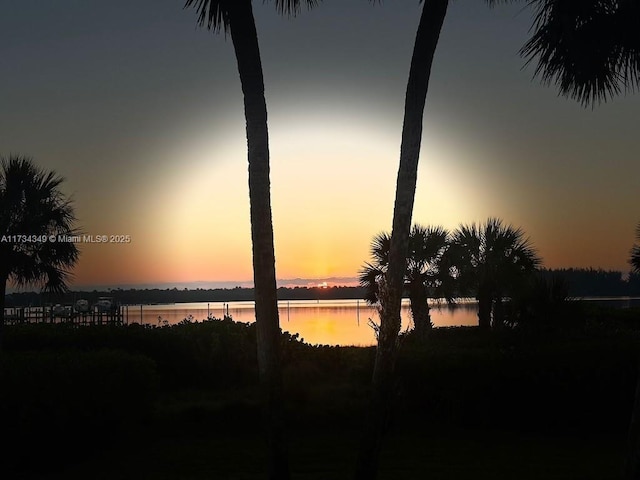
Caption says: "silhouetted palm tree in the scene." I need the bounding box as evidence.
[520,0,640,105]
[355,2,449,477]
[359,225,451,336]
[446,218,541,330]
[0,155,79,349]
[183,2,317,478]
[506,270,573,329]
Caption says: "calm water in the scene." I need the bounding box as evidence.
[118,296,640,346]
[122,299,479,346]
[7,297,640,346]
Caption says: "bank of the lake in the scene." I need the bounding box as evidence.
[6,297,640,346]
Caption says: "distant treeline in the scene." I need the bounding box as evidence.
[5,268,640,307]
[538,268,640,297]
[4,285,368,307]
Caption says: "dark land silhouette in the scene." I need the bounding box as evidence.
[5,285,367,307]
[2,309,638,479]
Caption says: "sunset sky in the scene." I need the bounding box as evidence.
[2,1,639,289]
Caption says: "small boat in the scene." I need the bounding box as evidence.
[52,304,73,317]
[94,297,115,312]
[74,299,90,313]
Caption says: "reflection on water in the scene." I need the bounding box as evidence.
[123,299,479,346]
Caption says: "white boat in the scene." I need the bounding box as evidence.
[94,297,114,312]
[74,299,90,313]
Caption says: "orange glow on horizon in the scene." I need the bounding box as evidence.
[59,106,639,288]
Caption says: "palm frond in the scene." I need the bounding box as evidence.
[447,217,541,298]
[0,154,80,292]
[520,0,640,106]
[630,221,640,274]
[274,0,320,16]
[184,0,231,32]
[185,0,320,32]
[370,231,391,267]
[359,262,384,305]
[631,245,640,274]
[408,224,449,279]
[361,224,454,308]
[485,0,520,6]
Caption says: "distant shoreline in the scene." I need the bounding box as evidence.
[6,267,640,307]
[4,286,368,307]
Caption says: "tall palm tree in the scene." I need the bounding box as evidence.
[0,155,79,349]
[359,225,451,337]
[446,218,541,330]
[183,2,317,478]
[355,1,449,478]
[520,0,640,106]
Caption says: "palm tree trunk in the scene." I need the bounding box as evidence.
[477,290,492,331]
[228,3,289,479]
[492,296,504,330]
[409,278,431,338]
[354,1,449,478]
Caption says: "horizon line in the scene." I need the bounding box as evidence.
[7,277,362,294]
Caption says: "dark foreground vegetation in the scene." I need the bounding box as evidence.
[3,303,640,479]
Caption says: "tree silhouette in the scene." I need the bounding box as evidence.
[183,2,317,478]
[0,155,79,349]
[446,218,541,330]
[520,0,640,106]
[355,1,449,478]
[359,225,451,337]
[506,270,572,329]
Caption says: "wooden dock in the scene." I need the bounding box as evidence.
[3,305,127,326]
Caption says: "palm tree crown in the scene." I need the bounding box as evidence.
[0,155,79,351]
[359,224,451,334]
[184,0,318,32]
[360,225,450,300]
[521,0,640,105]
[446,218,541,329]
[0,155,79,292]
